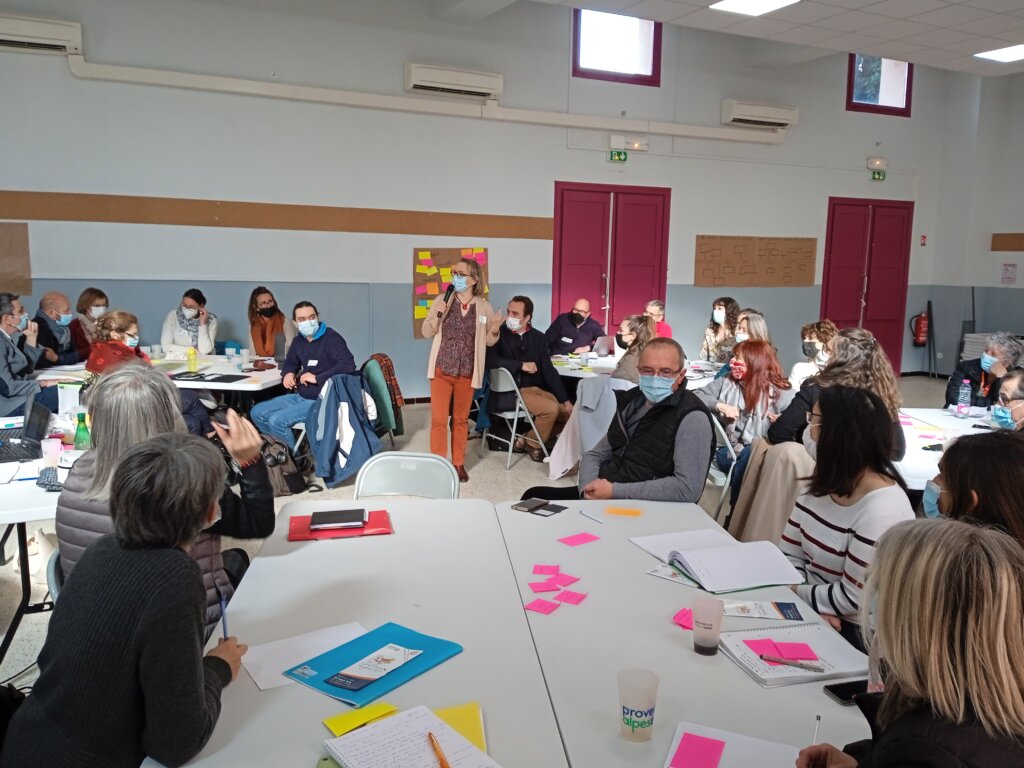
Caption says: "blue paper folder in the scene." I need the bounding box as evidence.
[283,622,463,707]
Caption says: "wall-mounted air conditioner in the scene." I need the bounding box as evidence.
[721,99,798,129]
[0,14,82,55]
[404,62,503,99]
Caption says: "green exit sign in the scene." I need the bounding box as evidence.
[871,170,886,181]
[609,150,628,162]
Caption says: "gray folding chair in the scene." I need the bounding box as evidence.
[47,550,64,602]
[353,452,460,499]
[480,367,550,469]
[706,416,737,526]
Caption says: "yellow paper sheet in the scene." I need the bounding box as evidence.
[434,702,487,752]
[414,306,429,319]
[323,702,398,737]
[606,507,642,517]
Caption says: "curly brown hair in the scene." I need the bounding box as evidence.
[94,310,138,342]
[813,327,902,418]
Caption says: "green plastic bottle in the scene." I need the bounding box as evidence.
[73,412,91,450]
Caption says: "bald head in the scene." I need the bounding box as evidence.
[570,299,591,326]
[40,292,71,316]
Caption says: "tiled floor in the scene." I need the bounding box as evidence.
[0,376,947,685]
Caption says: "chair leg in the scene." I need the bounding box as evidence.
[521,409,549,459]
[479,428,488,459]
[713,467,734,526]
[506,411,519,470]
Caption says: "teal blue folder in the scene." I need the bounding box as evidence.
[283,622,462,707]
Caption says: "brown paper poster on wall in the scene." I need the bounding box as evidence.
[412,248,490,339]
[0,223,32,295]
[694,235,816,287]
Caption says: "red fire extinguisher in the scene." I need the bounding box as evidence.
[910,312,928,347]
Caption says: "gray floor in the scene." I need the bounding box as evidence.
[0,376,947,686]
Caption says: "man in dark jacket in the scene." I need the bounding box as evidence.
[26,291,82,368]
[488,295,573,461]
[251,300,356,451]
[545,298,605,355]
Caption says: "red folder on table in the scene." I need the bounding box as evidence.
[287,509,393,541]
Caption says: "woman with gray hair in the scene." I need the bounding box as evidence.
[2,433,247,768]
[55,362,274,637]
[944,331,1024,409]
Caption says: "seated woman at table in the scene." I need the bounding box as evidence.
[789,319,837,389]
[55,363,274,639]
[162,287,218,354]
[1,432,247,768]
[699,296,739,364]
[610,314,654,384]
[696,340,793,504]
[713,308,771,380]
[779,385,913,650]
[990,369,1024,432]
[69,286,108,360]
[943,332,1023,410]
[247,285,295,359]
[85,310,151,373]
[797,519,1024,768]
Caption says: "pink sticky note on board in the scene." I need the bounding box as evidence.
[554,590,587,605]
[547,572,580,587]
[776,642,818,661]
[528,581,560,593]
[670,732,726,768]
[743,638,783,664]
[533,564,560,575]
[525,598,560,615]
[673,608,694,630]
[559,532,600,547]
[414,284,428,295]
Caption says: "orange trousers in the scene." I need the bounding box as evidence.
[430,369,475,465]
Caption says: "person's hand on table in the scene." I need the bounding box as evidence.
[207,637,248,681]
[212,409,263,466]
[796,744,857,768]
[581,478,613,500]
[573,346,590,354]
[299,372,317,386]
[39,378,76,388]
[820,613,843,631]
[521,362,538,374]
[282,372,297,390]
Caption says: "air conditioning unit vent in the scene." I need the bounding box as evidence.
[721,99,798,129]
[0,15,82,55]
[404,62,503,100]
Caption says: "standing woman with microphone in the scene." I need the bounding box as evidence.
[422,258,503,482]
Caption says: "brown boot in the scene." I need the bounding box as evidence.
[455,465,469,482]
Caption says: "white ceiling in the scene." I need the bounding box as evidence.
[527,0,1024,75]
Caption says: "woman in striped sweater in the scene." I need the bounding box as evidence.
[778,385,913,651]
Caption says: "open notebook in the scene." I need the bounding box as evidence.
[661,722,798,768]
[667,540,803,593]
[720,622,868,687]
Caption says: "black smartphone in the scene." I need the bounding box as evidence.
[530,504,566,517]
[823,679,869,706]
[512,498,549,512]
[210,409,231,430]
[923,443,943,452]
[309,508,367,530]
[972,423,993,430]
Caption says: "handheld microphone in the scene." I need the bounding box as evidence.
[437,283,456,317]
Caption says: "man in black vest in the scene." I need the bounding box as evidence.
[522,338,715,502]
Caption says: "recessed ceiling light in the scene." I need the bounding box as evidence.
[708,0,801,17]
[974,44,1024,63]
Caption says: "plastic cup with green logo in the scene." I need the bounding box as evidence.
[617,668,659,742]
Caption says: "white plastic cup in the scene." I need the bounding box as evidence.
[617,668,659,741]
[240,349,250,365]
[140,346,152,356]
[225,347,236,360]
[41,438,62,468]
[692,596,725,656]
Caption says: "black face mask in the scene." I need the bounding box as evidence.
[801,341,817,358]
[615,333,629,350]
[258,306,277,318]
[570,311,585,326]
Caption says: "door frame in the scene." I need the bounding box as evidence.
[552,181,671,328]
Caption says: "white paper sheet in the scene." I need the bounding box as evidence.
[629,528,734,564]
[242,622,367,690]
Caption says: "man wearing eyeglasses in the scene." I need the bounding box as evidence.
[545,298,604,356]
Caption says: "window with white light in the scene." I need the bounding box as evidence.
[572,9,662,87]
[846,54,913,118]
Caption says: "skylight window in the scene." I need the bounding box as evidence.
[572,9,661,88]
[846,54,913,118]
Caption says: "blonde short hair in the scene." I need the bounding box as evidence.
[861,519,1024,739]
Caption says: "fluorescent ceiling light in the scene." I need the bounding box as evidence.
[974,44,1024,63]
[709,0,800,16]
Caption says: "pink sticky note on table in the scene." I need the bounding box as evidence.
[554,589,587,605]
[547,572,580,587]
[776,642,818,661]
[673,608,694,630]
[670,732,726,768]
[533,564,560,575]
[528,580,560,593]
[525,598,560,615]
[559,532,600,547]
[743,638,783,664]
[899,418,913,426]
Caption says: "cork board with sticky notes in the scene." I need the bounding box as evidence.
[412,248,490,339]
[694,235,816,287]
[0,223,32,295]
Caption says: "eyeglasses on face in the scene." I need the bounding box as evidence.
[998,394,1022,407]
[451,270,472,278]
[638,367,681,379]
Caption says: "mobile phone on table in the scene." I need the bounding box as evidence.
[530,504,566,517]
[823,679,869,706]
[512,498,549,512]
[309,508,367,530]
[923,443,943,452]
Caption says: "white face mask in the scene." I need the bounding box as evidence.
[802,424,818,461]
[712,308,726,325]
[734,332,749,344]
[181,306,198,319]
[89,305,107,319]
[506,317,522,332]
[815,349,830,366]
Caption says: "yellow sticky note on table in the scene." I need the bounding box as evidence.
[323,702,398,737]
[435,702,487,752]
[414,306,429,319]
[606,507,642,517]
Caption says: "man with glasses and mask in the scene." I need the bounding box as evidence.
[522,338,715,502]
[0,292,64,417]
[545,298,604,355]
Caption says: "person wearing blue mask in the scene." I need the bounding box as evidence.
[991,370,1024,432]
[0,292,63,416]
[250,301,356,451]
[521,338,715,502]
[29,291,82,368]
[943,332,1023,410]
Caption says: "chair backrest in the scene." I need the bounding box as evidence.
[353,452,460,500]
[360,357,396,432]
[711,415,736,462]
[488,367,521,395]
[46,550,64,601]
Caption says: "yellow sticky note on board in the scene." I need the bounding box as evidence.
[425,266,438,276]
[416,264,430,275]
[323,702,398,737]
[606,507,642,517]
[418,250,432,260]
[414,306,429,319]
[440,267,453,281]
[435,702,487,752]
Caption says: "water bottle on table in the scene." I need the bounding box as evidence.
[187,347,198,374]
[956,379,972,418]
[73,413,91,450]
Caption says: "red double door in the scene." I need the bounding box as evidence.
[821,197,914,375]
[552,182,671,332]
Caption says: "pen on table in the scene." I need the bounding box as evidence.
[428,731,450,768]
[812,714,821,744]
[579,509,604,524]
[219,596,229,640]
[759,654,825,673]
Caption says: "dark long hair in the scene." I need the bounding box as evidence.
[247,285,282,324]
[941,431,1024,545]
[808,385,906,498]
[711,296,740,333]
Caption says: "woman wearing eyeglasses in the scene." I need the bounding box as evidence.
[85,311,151,374]
[943,332,1022,410]
[991,370,1024,431]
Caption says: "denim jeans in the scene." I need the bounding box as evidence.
[250,392,314,451]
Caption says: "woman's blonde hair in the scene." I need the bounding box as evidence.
[93,310,138,342]
[621,314,655,354]
[458,258,486,297]
[740,310,771,343]
[861,519,1024,739]
[815,327,901,418]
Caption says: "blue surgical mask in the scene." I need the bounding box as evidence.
[980,353,998,372]
[124,334,139,349]
[993,405,1021,430]
[638,375,676,404]
[452,275,469,293]
[297,319,319,337]
[56,313,73,326]
[734,332,749,344]
[922,480,942,518]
